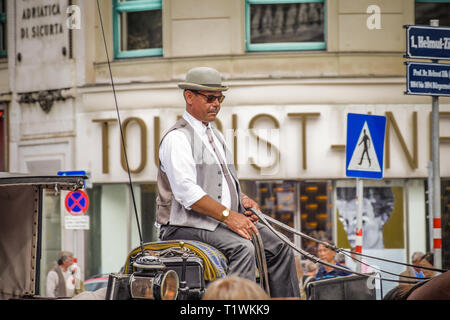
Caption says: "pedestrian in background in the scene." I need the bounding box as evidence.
[46,251,75,298]
[300,260,317,299]
[315,240,351,281]
[68,257,86,295]
[399,251,435,288]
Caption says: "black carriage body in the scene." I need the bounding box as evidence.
[161,255,206,299]
[306,274,377,300]
[108,245,207,300]
[0,173,86,300]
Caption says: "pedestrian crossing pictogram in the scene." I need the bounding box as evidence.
[347,121,381,173]
[346,113,386,179]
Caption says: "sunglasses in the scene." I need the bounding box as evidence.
[191,90,225,103]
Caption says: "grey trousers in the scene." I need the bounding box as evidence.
[159,222,300,298]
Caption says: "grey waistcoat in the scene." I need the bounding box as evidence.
[156,117,243,231]
[52,266,67,297]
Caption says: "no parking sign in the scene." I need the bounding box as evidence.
[65,190,89,215]
[64,190,90,230]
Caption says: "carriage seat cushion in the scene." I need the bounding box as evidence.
[124,240,228,281]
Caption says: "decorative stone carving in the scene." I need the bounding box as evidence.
[18,88,72,113]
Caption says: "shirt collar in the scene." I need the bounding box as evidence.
[183,111,211,136]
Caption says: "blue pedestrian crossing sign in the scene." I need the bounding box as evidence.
[346,113,387,179]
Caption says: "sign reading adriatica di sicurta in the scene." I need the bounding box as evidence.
[15,0,72,92]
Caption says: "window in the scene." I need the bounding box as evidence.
[0,0,6,58]
[245,0,326,52]
[0,106,6,171]
[240,180,333,249]
[442,180,450,269]
[415,0,450,26]
[84,183,158,278]
[113,0,162,59]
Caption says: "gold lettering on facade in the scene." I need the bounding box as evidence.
[429,112,450,160]
[154,116,161,168]
[214,118,223,133]
[93,110,440,176]
[385,111,418,169]
[120,117,147,174]
[232,114,238,169]
[248,114,280,172]
[92,119,117,174]
[287,113,321,170]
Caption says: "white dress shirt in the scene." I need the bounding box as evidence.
[159,111,235,210]
[46,267,74,297]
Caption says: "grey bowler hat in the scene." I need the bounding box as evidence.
[178,67,228,92]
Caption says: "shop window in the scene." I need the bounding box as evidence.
[0,0,6,58]
[255,181,298,242]
[140,184,159,243]
[39,189,62,296]
[0,107,6,171]
[245,0,326,52]
[442,180,450,269]
[85,185,103,279]
[299,181,333,255]
[83,183,159,280]
[415,0,450,26]
[335,183,405,251]
[240,180,333,253]
[113,0,162,59]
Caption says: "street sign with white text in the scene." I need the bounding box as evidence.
[405,25,450,60]
[406,62,450,97]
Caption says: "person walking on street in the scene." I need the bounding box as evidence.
[46,251,75,298]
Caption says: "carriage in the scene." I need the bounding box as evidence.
[0,172,378,301]
[0,173,240,300]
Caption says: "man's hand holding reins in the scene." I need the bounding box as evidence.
[241,193,259,224]
[223,210,258,240]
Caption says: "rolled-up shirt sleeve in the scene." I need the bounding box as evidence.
[159,130,207,209]
[46,270,58,297]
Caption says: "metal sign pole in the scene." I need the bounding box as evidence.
[431,94,442,269]
[427,162,434,252]
[430,19,442,269]
[355,178,363,273]
[346,113,386,274]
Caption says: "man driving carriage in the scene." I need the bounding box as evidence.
[156,67,300,298]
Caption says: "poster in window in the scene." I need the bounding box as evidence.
[336,187,404,249]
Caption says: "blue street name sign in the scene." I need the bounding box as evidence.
[57,170,87,176]
[57,171,88,189]
[406,62,450,97]
[405,25,450,60]
[346,113,386,179]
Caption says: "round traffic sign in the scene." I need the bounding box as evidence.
[65,190,89,215]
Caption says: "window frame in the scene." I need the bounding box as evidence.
[0,104,8,171]
[245,0,326,52]
[414,0,450,27]
[415,0,450,2]
[113,0,163,59]
[0,0,6,58]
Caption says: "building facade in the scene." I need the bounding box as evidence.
[1,0,449,296]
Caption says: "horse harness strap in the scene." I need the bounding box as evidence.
[251,231,270,296]
[249,208,429,285]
